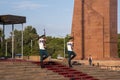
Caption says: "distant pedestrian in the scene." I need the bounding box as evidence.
[67,37,76,68]
[88,55,92,66]
[38,35,49,68]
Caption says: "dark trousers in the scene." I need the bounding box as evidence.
[39,49,49,67]
[68,51,76,67]
[89,59,92,66]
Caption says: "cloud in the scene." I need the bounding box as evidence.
[13,1,48,10]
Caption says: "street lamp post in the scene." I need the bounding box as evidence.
[64,38,65,58]
[5,41,7,56]
[31,40,32,53]
[58,35,66,58]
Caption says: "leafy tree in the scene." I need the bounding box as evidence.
[5,26,39,57]
[0,29,1,38]
[23,26,39,56]
[14,29,22,55]
[1,24,70,59]
[0,28,2,56]
[46,35,70,58]
[118,34,120,57]
[46,37,64,58]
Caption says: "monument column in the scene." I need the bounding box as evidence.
[71,0,84,60]
[72,0,118,60]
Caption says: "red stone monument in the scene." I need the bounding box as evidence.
[72,0,118,60]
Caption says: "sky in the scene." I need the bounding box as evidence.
[0,0,120,38]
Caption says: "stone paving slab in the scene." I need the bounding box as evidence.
[73,65,120,80]
[0,61,69,80]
